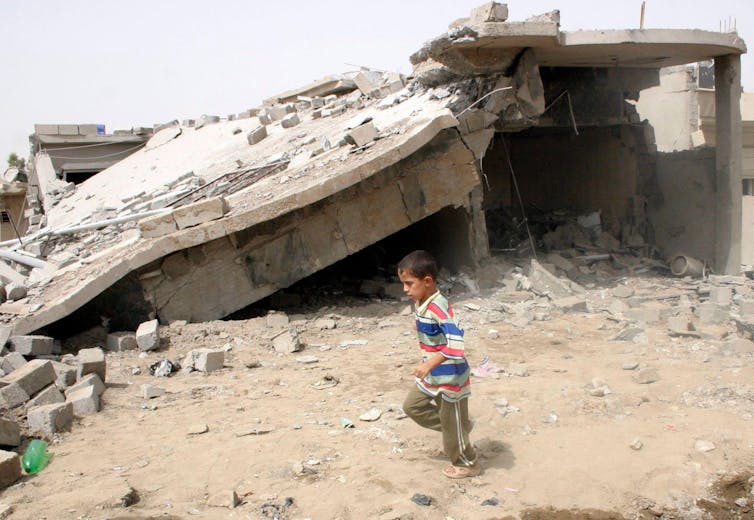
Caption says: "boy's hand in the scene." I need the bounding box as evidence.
[411,362,432,380]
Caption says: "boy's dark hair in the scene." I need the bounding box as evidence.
[397,250,438,280]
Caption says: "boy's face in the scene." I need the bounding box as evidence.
[398,269,436,305]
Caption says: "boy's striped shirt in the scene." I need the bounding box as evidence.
[414,291,470,402]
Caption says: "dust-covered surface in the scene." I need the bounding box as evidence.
[4,257,754,520]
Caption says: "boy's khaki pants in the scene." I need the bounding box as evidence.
[403,384,477,467]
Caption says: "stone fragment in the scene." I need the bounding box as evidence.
[718,338,754,355]
[141,384,165,399]
[266,312,290,328]
[0,327,10,352]
[630,438,643,450]
[207,490,240,509]
[694,440,715,453]
[8,335,54,356]
[66,384,100,416]
[139,211,177,238]
[622,362,639,370]
[345,122,378,147]
[0,352,26,375]
[173,197,227,230]
[0,383,29,408]
[77,347,106,382]
[136,319,159,352]
[295,355,319,364]
[0,451,21,488]
[273,329,302,354]
[27,402,73,434]
[528,259,574,298]
[545,253,576,273]
[709,286,732,306]
[313,318,336,330]
[280,113,300,128]
[0,419,19,447]
[738,300,754,316]
[187,423,209,435]
[470,1,509,23]
[25,384,64,409]
[632,368,659,385]
[611,326,645,342]
[0,359,55,396]
[359,408,382,421]
[612,286,635,298]
[247,125,267,145]
[667,316,699,337]
[4,283,27,302]
[64,374,105,400]
[624,307,661,324]
[695,302,729,325]
[194,349,224,373]
[353,71,383,97]
[106,332,138,352]
[552,296,587,313]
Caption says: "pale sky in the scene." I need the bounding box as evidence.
[1,0,751,163]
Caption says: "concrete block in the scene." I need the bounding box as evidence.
[280,113,300,128]
[695,302,729,325]
[136,319,159,352]
[27,402,73,435]
[139,211,177,238]
[106,332,138,352]
[457,109,498,134]
[272,330,302,354]
[0,384,28,408]
[26,384,64,409]
[0,359,55,396]
[258,113,272,125]
[0,352,26,375]
[0,419,19,447]
[66,384,100,416]
[141,384,165,399]
[34,124,59,135]
[8,335,54,356]
[266,313,290,328]
[76,347,106,383]
[709,286,733,306]
[0,327,10,352]
[739,300,754,316]
[50,361,76,389]
[58,124,79,135]
[4,284,27,302]
[470,2,509,23]
[195,114,220,129]
[345,122,378,147]
[528,259,573,298]
[173,197,228,230]
[0,451,21,488]
[194,349,224,373]
[353,71,383,97]
[65,373,105,398]
[267,106,288,121]
[247,125,267,145]
[78,124,99,135]
[624,307,662,324]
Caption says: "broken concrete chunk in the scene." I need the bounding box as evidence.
[27,401,73,435]
[106,332,138,352]
[0,327,10,353]
[265,312,290,328]
[141,384,165,399]
[65,373,106,398]
[345,122,378,148]
[695,302,729,325]
[0,359,55,396]
[247,125,267,145]
[50,361,76,389]
[528,259,573,298]
[667,316,699,337]
[173,197,228,230]
[272,329,302,354]
[207,490,240,509]
[183,348,224,373]
[709,286,733,306]
[632,368,660,385]
[136,319,160,352]
[25,384,64,409]
[267,106,288,121]
[8,335,54,356]
[281,113,301,128]
[353,71,384,98]
[139,211,177,238]
[195,114,220,129]
[470,2,509,23]
[4,283,26,302]
[552,296,587,313]
[0,450,21,489]
[0,352,26,375]
[0,384,29,408]
[0,419,19,447]
[76,347,106,383]
[457,109,498,134]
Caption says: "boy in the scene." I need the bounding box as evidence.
[398,250,480,478]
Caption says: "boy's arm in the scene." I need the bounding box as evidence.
[411,353,446,379]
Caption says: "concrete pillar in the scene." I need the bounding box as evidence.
[714,54,743,274]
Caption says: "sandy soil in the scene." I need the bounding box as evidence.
[4,267,754,520]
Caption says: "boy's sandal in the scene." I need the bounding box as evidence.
[443,464,481,479]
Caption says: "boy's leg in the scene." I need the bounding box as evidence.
[438,397,477,467]
[402,385,442,431]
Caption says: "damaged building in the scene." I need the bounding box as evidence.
[0,2,748,338]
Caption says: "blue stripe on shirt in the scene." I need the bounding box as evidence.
[430,361,470,376]
[417,321,442,335]
[439,322,463,337]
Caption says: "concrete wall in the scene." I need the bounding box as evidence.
[636,67,697,152]
[138,129,481,322]
[744,196,754,265]
[0,193,26,242]
[646,148,716,262]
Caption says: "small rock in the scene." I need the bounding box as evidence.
[314,318,336,330]
[694,440,716,452]
[187,423,209,435]
[411,493,432,506]
[295,355,319,364]
[487,329,499,339]
[359,408,382,422]
[612,286,635,298]
[632,368,659,385]
[207,490,240,509]
[464,303,481,311]
[630,438,643,450]
[141,384,165,399]
[481,497,500,506]
[622,362,639,370]
[735,497,748,508]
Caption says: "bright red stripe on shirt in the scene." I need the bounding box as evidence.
[420,342,445,352]
[440,346,465,357]
[426,303,448,320]
[421,379,471,392]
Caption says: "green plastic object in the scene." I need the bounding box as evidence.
[21,439,51,474]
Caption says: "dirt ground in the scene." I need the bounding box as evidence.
[4,261,754,520]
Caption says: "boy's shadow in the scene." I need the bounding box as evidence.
[475,437,515,470]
